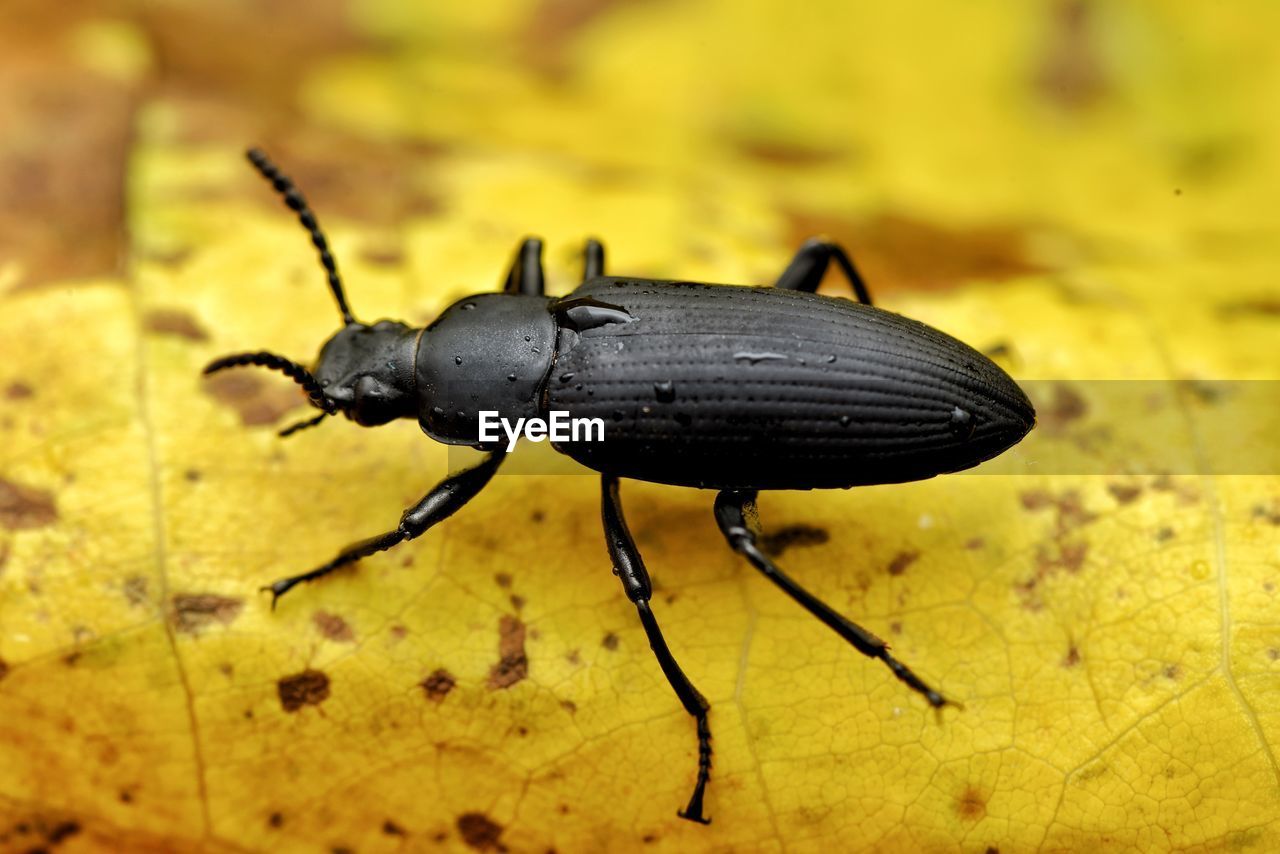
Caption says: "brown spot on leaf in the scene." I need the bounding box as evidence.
[46,819,80,844]
[144,308,209,342]
[1038,384,1088,435]
[964,537,986,550]
[277,669,330,712]
[5,381,33,400]
[786,210,1046,294]
[0,657,9,681]
[519,0,642,80]
[1164,664,1181,680]
[122,576,148,606]
[1218,297,1280,318]
[1251,501,1280,526]
[1035,0,1108,110]
[457,812,505,852]
[1155,526,1176,543]
[956,787,987,821]
[886,550,920,576]
[0,478,57,529]
[601,632,619,651]
[1063,646,1081,667]
[488,615,528,690]
[170,593,243,634]
[759,523,830,557]
[560,699,577,714]
[1107,482,1142,505]
[1020,489,1054,511]
[421,668,456,703]
[494,572,513,588]
[360,244,404,267]
[312,610,354,643]
[382,819,406,836]
[203,371,305,428]
[268,812,284,828]
[735,138,846,167]
[1150,474,1199,506]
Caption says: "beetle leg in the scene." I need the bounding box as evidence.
[714,489,952,709]
[773,238,874,305]
[263,451,506,608]
[582,237,606,280]
[601,474,713,825]
[502,237,546,295]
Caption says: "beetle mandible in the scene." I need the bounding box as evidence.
[205,149,1036,824]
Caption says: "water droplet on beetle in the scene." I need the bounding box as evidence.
[507,373,517,382]
[560,372,575,383]
[454,356,462,366]
[734,351,786,365]
[524,335,531,342]
[825,355,837,364]
[949,406,975,439]
[654,380,675,402]
[461,302,476,311]
[839,414,852,427]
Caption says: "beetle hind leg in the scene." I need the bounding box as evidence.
[602,474,713,824]
[774,238,874,305]
[714,489,952,709]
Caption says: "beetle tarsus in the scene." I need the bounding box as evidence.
[603,476,715,823]
[714,489,953,710]
[677,714,713,824]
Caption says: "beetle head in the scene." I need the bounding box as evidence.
[313,320,418,426]
[203,149,419,436]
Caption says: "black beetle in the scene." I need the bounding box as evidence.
[205,149,1036,824]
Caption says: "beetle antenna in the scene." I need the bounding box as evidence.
[245,148,356,326]
[277,411,330,438]
[203,351,335,414]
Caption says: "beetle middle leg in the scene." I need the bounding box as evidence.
[502,237,546,295]
[601,474,713,824]
[774,238,874,305]
[263,450,506,607]
[714,489,951,709]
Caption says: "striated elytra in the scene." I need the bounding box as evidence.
[205,149,1035,824]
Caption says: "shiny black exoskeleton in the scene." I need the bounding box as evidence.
[206,149,1036,824]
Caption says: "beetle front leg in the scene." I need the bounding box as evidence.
[714,490,952,709]
[774,238,874,305]
[601,474,713,824]
[263,450,506,608]
[502,237,546,295]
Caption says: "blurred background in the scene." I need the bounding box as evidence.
[1,1,1278,852]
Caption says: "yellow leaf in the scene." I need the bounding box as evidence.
[2,2,1279,851]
